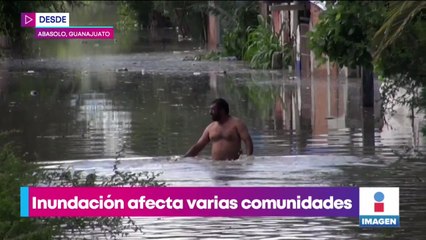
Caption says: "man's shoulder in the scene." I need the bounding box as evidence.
[206,122,217,129]
[231,116,244,125]
[229,117,248,130]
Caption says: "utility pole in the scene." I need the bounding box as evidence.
[362,67,374,108]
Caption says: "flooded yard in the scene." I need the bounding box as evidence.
[1,52,425,239]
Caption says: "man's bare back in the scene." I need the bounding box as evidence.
[184,98,253,160]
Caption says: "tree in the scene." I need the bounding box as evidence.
[309,1,387,107]
[125,1,154,29]
[150,1,208,41]
[309,1,386,70]
[373,1,426,59]
[213,1,259,59]
[309,1,425,109]
[373,2,425,113]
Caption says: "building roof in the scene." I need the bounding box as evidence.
[310,1,327,11]
[269,1,327,12]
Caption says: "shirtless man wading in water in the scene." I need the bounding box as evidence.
[184,98,253,160]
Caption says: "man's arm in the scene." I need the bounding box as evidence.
[237,120,253,155]
[184,126,210,157]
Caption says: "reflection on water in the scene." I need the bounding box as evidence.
[0,69,391,160]
[43,155,425,239]
[1,52,425,239]
[50,156,375,187]
[76,92,132,157]
[133,217,359,240]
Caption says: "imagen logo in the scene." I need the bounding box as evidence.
[359,187,399,228]
[373,191,384,212]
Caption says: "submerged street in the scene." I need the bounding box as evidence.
[1,50,425,239]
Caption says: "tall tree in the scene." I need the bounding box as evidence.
[309,1,387,107]
[309,1,386,70]
[309,1,425,109]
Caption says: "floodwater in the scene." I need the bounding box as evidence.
[1,51,425,239]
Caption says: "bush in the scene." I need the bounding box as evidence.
[219,1,259,60]
[223,26,248,60]
[0,143,56,239]
[243,15,291,69]
[0,136,164,239]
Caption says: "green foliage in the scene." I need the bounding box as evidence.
[125,1,154,28]
[309,1,425,117]
[152,1,204,17]
[200,51,224,61]
[374,7,425,112]
[224,73,281,120]
[150,1,208,41]
[309,1,387,69]
[117,1,139,33]
[223,26,247,60]
[36,163,164,239]
[375,18,426,85]
[219,1,259,59]
[374,1,426,59]
[240,81,277,117]
[204,1,291,69]
[243,15,289,69]
[0,143,56,239]
[309,1,425,80]
[0,134,164,239]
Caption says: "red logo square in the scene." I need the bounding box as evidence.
[374,202,384,212]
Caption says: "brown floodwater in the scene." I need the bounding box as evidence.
[0,51,425,239]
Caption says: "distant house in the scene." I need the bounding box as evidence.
[267,1,350,133]
[267,1,344,79]
[206,1,356,80]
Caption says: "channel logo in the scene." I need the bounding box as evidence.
[359,187,399,228]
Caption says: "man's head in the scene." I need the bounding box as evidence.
[210,98,229,121]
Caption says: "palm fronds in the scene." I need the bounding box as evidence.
[374,1,426,59]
